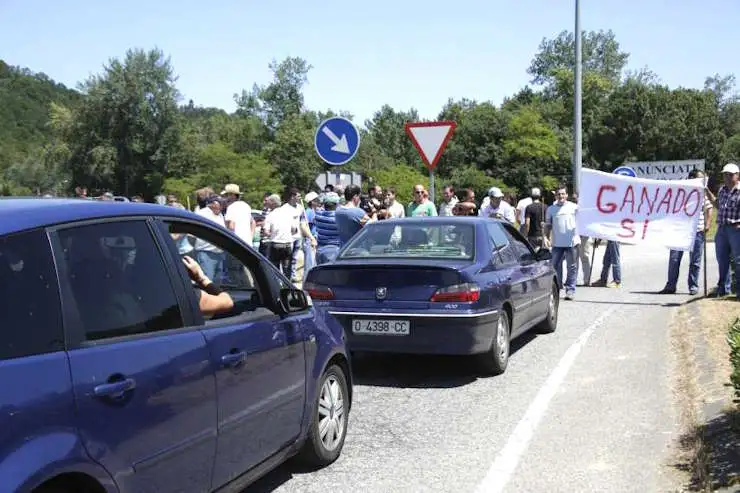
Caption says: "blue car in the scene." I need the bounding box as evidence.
[304,216,559,375]
[0,198,352,493]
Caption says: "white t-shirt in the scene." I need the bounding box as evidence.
[194,207,225,253]
[479,200,516,224]
[516,197,533,224]
[388,201,405,218]
[225,200,253,243]
[546,201,581,248]
[264,206,295,244]
[284,203,305,241]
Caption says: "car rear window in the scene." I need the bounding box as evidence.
[339,223,475,260]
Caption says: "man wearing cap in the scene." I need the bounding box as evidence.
[714,162,740,298]
[523,188,547,249]
[315,192,342,264]
[545,184,580,300]
[302,191,320,278]
[221,184,255,245]
[479,187,516,223]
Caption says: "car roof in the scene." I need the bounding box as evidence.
[0,198,196,236]
[369,216,492,226]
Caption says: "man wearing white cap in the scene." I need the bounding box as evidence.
[479,187,516,223]
[221,184,255,245]
[714,162,740,299]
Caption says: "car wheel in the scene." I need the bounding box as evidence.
[537,282,559,334]
[298,364,349,467]
[478,310,510,376]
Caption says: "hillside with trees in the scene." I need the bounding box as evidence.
[1,29,738,204]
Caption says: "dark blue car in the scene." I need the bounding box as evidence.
[304,216,559,375]
[0,198,352,493]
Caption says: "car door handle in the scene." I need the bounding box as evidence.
[221,351,246,368]
[93,378,136,398]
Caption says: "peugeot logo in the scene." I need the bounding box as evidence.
[375,287,388,300]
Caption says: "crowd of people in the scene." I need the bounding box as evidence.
[67,163,740,300]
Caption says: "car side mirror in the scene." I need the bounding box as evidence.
[280,288,309,313]
[536,248,552,261]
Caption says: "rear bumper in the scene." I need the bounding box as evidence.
[327,309,499,355]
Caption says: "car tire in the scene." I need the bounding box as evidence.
[537,282,559,334]
[478,310,510,376]
[297,364,349,467]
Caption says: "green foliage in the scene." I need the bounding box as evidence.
[728,317,740,404]
[0,29,737,205]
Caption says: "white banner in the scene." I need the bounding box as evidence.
[577,168,705,251]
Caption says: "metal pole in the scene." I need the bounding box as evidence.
[703,232,708,297]
[429,171,436,206]
[573,0,583,195]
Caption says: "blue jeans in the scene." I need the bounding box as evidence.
[196,250,223,283]
[715,225,740,296]
[302,238,316,281]
[600,241,622,283]
[289,239,301,281]
[551,246,579,293]
[666,231,704,291]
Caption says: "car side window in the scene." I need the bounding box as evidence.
[0,230,64,360]
[486,222,518,265]
[56,221,184,341]
[502,225,535,262]
[163,221,272,321]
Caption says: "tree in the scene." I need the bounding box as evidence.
[528,29,629,87]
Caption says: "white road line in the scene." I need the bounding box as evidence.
[474,306,619,493]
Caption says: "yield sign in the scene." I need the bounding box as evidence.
[404,120,457,171]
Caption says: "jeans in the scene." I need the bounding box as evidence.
[316,245,340,265]
[600,241,622,283]
[715,225,740,296]
[196,250,223,283]
[302,237,316,281]
[551,246,579,293]
[270,243,293,277]
[666,231,704,291]
[289,238,301,281]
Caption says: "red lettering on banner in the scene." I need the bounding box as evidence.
[642,219,650,240]
[638,187,659,215]
[656,188,673,215]
[683,189,701,217]
[597,185,617,213]
[620,185,635,213]
[618,218,635,238]
[672,188,687,214]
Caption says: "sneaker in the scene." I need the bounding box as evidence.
[591,279,607,287]
[564,290,574,300]
[688,287,699,295]
[607,281,621,288]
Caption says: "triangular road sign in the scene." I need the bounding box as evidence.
[404,121,457,171]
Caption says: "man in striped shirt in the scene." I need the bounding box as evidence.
[714,162,740,298]
[658,170,713,295]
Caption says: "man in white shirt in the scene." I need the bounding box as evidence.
[263,196,296,276]
[439,185,458,216]
[545,185,580,300]
[194,194,226,282]
[479,187,516,223]
[221,184,255,245]
[515,190,535,234]
[386,187,406,218]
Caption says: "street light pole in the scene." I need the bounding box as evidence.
[573,0,583,195]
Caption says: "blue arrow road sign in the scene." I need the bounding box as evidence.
[314,117,360,166]
[613,165,636,177]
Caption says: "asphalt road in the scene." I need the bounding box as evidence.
[248,242,722,493]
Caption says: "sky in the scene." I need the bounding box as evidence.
[1,0,738,125]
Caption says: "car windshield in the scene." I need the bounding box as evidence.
[338,222,475,260]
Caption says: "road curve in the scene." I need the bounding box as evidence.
[248,242,721,493]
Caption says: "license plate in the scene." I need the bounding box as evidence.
[351,319,410,336]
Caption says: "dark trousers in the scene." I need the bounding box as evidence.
[269,242,293,277]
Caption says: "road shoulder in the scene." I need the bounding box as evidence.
[666,298,740,492]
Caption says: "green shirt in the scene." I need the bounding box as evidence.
[407,201,438,217]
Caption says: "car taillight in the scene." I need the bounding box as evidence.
[303,282,334,300]
[430,282,480,302]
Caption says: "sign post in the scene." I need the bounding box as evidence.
[404,121,457,205]
[314,116,361,166]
